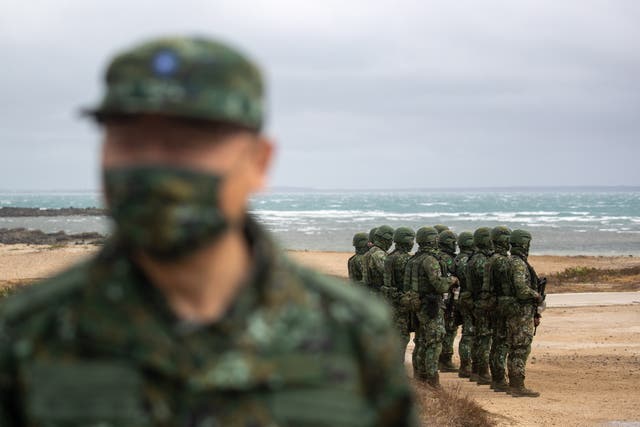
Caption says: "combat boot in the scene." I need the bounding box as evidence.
[508,376,540,397]
[490,379,509,392]
[469,362,479,382]
[425,373,441,389]
[438,353,458,373]
[476,366,491,385]
[458,360,471,378]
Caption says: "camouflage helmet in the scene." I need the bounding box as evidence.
[368,227,378,243]
[393,227,416,245]
[374,225,394,242]
[438,230,457,252]
[457,231,475,250]
[434,224,450,234]
[352,232,369,249]
[491,226,512,250]
[510,229,532,248]
[85,36,264,130]
[473,227,493,249]
[416,226,438,246]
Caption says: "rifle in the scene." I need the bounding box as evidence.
[534,277,547,335]
[444,277,460,325]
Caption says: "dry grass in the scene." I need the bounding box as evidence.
[0,279,34,299]
[413,381,496,427]
[547,265,640,293]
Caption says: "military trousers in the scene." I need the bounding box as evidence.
[472,307,492,373]
[414,305,445,379]
[490,314,508,382]
[441,306,459,360]
[506,304,535,382]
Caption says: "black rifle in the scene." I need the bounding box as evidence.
[534,277,547,335]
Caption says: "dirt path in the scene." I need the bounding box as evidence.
[407,305,640,426]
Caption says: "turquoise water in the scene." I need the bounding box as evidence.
[1,190,639,254]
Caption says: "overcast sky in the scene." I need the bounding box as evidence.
[1,0,639,190]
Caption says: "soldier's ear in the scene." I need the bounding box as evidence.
[249,136,275,191]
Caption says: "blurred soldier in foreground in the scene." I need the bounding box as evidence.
[383,227,415,362]
[505,230,543,397]
[0,37,416,425]
[363,225,394,294]
[483,226,512,392]
[404,227,458,387]
[454,231,475,378]
[435,229,460,373]
[467,227,495,384]
[348,232,369,283]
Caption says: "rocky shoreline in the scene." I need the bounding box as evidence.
[0,207,105,217]
[0,228,105,245]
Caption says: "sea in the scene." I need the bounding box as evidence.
[1,189,639,255]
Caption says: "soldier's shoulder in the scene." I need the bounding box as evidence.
[285,260,391,327]
[0,260,92,325]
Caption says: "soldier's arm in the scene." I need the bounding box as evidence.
[512,259,539,302]
[371,250,386,273]
[383,257,394,288]
[480,257,492,296]
[423,257,454,294]
[361,254,369,284]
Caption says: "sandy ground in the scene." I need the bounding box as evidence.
[1,245,640,426]
[429,304,640,426]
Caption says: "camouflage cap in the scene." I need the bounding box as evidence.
[84,36,264,130]
[457,231,474,250]
[510,229,532,247]
[416,226,438,246]
[434,224,450,234]
[393,227,416,245]
[473,227,493,249]
[352,232,369,248]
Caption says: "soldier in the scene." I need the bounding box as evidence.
[348,232,368,283]
[454,231,475,378]
[362,225,394,294]
[505,230,543,397]
[404,227,458,387]
[483,226,512,392]
[0,36,417,425]
[435,229,459,373]
[466,227,495,384]
[382,227,415,362]
[433,224,449,234]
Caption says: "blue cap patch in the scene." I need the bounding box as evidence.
[152,50,179,76]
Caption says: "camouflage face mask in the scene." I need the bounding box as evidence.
[103,166,229,260]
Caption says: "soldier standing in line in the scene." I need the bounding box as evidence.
[362,225,394,294]
[435,229,460,373]
[505,230,543,397]
[0,36,417,425]
[348,232,369,283]
[482,226,512,392]
[454,231,476,378]
[404,227,458,387]
[466,227,495,385]
[367,227,378,248]
[382,227,416,363]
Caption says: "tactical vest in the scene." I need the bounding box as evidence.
[467,250,491,301]
[384,250,411,291]
[364,246,385,290]
[454,251,472,292]
[405,250,440,296]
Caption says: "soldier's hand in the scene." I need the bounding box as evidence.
[450,277,460,289]
[535,292,544,305]
[534,312,541,327]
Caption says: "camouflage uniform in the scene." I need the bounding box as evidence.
[505,230,541,397]
[435,230,459,373]
[454,232,475,378]
[382,227,415,363]
[466,227,494,384]
[483,226,512,392]
[404,227,456,387]
[348,232,369,283]
[362,225,394,294]
[0,37,418,426]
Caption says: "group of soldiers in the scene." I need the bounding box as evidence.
[348,224,545,397]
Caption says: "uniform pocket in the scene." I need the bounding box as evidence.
[22,360,149,426]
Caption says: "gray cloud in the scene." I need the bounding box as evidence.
[1,0,638,190]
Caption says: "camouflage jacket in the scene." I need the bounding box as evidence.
[404,248,453,297]
[466,248,494,302]
[453,250,473,293]
[362,246,387,292]
[508,254,540,304]
[0,218,417,426]
[482,249,511,299]
[347,252,366,283]
[383,249,412,293]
